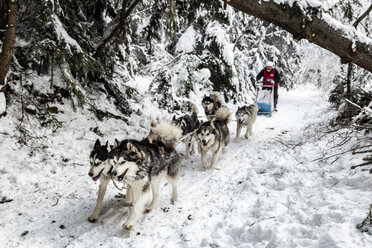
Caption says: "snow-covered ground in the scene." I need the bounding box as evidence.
[1,85,372,247]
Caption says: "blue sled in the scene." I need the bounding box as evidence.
[257,102,272,117]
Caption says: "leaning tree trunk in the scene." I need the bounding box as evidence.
[225,0,372,73]
[0,0,17,85]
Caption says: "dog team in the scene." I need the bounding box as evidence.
[87,92,259,230]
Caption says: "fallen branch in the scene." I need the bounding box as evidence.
[351,161,372,170]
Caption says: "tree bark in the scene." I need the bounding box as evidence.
[0,1,8,40]
[0,0,17,85]
[226,0,372,73]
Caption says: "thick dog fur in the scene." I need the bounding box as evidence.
[197,107,230,170]
[202,92,223,121]
[88,139,132,223]
[109,121,181,231]
[235,103,259,142]
[172,105,200,159]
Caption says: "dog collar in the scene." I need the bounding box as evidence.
[101,173,110,179]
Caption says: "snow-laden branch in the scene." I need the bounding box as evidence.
[226,0,372,73]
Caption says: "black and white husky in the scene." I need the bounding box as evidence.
[235,103,259,142]
[88,139,132,223]
[109,120,182,231]
[196,107,230,170]
[201,92,229,121]
[172,105,200,159]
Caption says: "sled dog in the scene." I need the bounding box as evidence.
[172,105,200,159]
[88,139,132,223]
[197,107,230,170]
[235,103,259,142]
[202,92,230,121]
[109,120,182,231]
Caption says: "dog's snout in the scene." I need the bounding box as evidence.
[112,171,117,176]
[88,172,93,177]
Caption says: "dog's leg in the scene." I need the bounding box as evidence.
[249,123,253,136]
[145,177,161,213]
[245,124,250,139]
[200,149,209,170]
[210,149,220,169]
[185,138,190,160]
[123,185,150,231]
[190,136,196,155]
[222,142,227,154]
[167,170,180,204]
[88,177,109,223]
[125,184,132,204]
[236,124,243,142]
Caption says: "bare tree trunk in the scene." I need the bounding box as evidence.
[0,1,8,41]
[0,0,17,85]
[226,0,372,73]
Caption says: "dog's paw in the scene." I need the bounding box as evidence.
[190,150,195,155]
[123,222,135,231]
[88,216,98,223]
[245,135,249,139]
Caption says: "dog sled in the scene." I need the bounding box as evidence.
[255,82,274,117]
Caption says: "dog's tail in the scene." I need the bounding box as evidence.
[192,104,198,116]
[210,92,221,103]
[147,119,182,149]
[215,106,231,123]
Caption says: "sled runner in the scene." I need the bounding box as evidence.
[255,82,274,117]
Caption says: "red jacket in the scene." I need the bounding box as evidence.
[263,69,278,86]
[256,68,281,87]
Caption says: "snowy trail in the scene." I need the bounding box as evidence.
[1,86,372,247]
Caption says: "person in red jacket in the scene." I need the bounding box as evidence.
[256,61,281,111]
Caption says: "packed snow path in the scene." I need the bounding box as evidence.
[1,86,372,247]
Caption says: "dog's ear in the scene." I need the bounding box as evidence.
[126,142,138,153]
[172,115,176,121]
[106,141,111,152]
[94,139,101,148]
[113,139,120,149]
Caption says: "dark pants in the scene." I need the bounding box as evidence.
[274,86,278,108]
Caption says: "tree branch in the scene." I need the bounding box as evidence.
[353,3,372,28]
[96,0,141,53]
[225,0,372,73]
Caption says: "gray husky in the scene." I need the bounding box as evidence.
[235,103,259,142]
[201,92,230,121]
[109,120,182,231]
[88,139,132,223]
[197,107,230,170]
[172,105,200,159]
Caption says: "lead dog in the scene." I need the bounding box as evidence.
[172,105,200,159]
[109,120,182,231]
[235,103,259,142]
[88,139,132,223]
[197,107,230,170]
